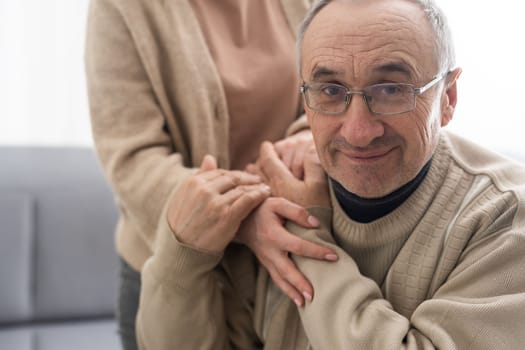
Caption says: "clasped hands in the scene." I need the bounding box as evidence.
[167,131,337,306]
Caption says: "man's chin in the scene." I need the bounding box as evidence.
[330,172,394,199]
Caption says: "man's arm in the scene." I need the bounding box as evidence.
[239,141,337,306]
[256,141,525,349]
[289,214,525,349]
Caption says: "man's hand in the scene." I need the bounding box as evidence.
[251,141,331,208]
[239,142,335,305]
[273,129,314,180]
[167,155,270,253]
[237,197,337,306]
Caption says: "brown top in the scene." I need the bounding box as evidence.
[85,0,309,271]
[191,0,301,169]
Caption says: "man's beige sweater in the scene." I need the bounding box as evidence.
[85,0,309,270]
[137,131,525,349]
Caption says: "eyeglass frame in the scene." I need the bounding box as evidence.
[300,71,450,116]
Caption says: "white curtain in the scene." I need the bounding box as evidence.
[1,1,524,155]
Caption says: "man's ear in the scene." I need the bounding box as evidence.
[441,67,462,127]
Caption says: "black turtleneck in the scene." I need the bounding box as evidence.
[331,160,431,223]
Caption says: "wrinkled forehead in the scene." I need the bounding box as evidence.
[301,0,437,83]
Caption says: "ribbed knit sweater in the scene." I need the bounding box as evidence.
[137,131,525,349]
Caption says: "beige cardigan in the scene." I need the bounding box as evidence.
[137,131,525,349]
[85,0,310,270]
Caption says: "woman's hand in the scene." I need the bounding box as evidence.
[237,197,337,306]
[167,155,270,253]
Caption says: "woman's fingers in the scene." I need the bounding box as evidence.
[262,225,336,299]
[273,253,314,304]
[265,259,307,307]
[275,229,338,261]
[229,184,271,221]
[267,197,317,227]
[207,171,262,194]
[198,154,217,172]
[244,197,338,306]
[219,183,270,208]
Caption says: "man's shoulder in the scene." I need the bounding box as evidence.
[441,130,525,232]
[442,130,525,192]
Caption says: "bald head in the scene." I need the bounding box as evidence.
[297,0,455,76]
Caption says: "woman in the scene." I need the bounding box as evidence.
[85,0,335,349]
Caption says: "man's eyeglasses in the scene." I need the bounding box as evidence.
[300,72,449,116]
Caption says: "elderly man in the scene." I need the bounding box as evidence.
[136,0,525,349]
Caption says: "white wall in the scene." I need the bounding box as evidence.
[0,0,91,146]
[1,1,524,154]
[439,1,525,155]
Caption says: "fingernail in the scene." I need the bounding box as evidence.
[262,185,271,193]
[293,298,302,307]
[303,291,312,302]
[307,215,320,226]
[324,253,338,261]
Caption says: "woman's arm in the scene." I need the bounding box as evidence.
[137,156,269,350]
[85,0,195,251]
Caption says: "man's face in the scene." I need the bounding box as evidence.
[301,0,457,198]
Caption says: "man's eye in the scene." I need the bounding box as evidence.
[377,84,403,95]
[321,85,345,97]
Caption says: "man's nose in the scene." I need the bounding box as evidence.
[339,94,385,148]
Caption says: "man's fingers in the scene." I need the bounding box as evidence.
[290,148,306,180]
[280,147,295,173]
[258,142,295,184]
[245,163,261,177]
[303,147,326,182]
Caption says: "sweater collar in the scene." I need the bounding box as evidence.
[331,161,432,223]
[330,133,453,248]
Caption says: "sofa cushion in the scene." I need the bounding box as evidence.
[0,193,34,323]
[0,147,119,323]
[0,319,119,350]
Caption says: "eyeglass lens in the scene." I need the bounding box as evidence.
[304,83,417,115]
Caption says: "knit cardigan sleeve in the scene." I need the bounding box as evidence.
[288,207,525,349]
[85,0,196,256]
[136,204,261,350]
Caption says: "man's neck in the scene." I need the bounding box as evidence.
[331,160,432,223]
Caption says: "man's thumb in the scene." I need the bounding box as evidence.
[304,147,325,181]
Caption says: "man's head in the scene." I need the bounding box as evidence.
[298,0,461,198]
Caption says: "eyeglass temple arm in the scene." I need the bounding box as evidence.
[415,71,451,95]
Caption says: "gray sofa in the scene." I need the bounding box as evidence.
[0,147,121,350]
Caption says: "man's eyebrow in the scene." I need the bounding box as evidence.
[372,63,413,77]
[311,66,341,80]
